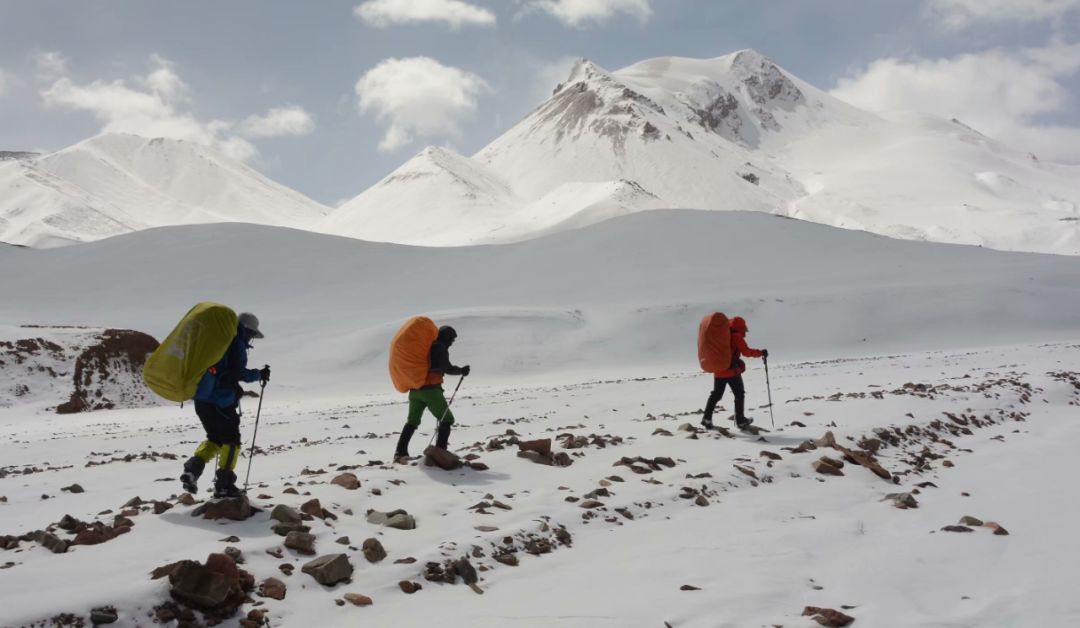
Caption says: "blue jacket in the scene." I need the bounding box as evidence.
[194,325,261,408]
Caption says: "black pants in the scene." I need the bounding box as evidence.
[703,375,745,423]
[194,401,242,446]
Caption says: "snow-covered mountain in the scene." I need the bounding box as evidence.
[323,49,1080,254]
[0,134,329,247]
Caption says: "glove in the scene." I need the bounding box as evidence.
[461,365,471,377]
[762,349,769,359]
[259,366,271,383]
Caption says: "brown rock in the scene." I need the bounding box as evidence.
[579,500,604,509]
[518,439,552,456]
[984,521,1010,535]
[259,577,287,600]
[302,554,354,586]
[423,445,464,470]
[344,593,373,606]
[284,531,316,555]
[177,493,197,506]
[331,473,361,490]
[813,459,845,476]
[942,525,975,533]
[300,499,324,519]
[803,606,855,627]
[336,536,351,545]
[760,451,782,461]
[153,501,173,515]
[362,538,387,563]
[468,462,489,471]
[493,552,519,566]
[694,495,709,507]
[959,516,984,527]
[194,496,255,521]
[399,580,422,594]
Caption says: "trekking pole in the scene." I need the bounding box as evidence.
[242,376,268,493]
[764,356,775,429]
[429,374,466,446]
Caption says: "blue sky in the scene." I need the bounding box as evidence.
[1,0,1077,204]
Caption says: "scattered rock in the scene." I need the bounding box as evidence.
[362,538,387,563]
[694,495,709,507]
[803,606,855,627]
[344,593,373,606]
[177,493,197,506]
[959,516,984,527]
[61,484,85,494]
[518,439,552,456]
[272,522,310,536]
[331,472,361,490]
[424,445,464,470]
[284,531,316,555]
[258,577,287,600]
[760,451,782,461]
[385,513,417,530]
[153,501,173,515]
[474,526,499,532]
[813,458,844,476]
[193,496,255,521]
[985,521,1010,535]
[942,525,975,533]
[399,580,422,594]
[680,584,701,591]
[302,554,354,587]
[336,536,351,545]
[89,606,118,624]
[884,492,919,509]
[493,552,519,566]
[270,504,302,524]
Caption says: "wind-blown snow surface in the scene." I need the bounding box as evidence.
[323,50,1080,254]
[1,213,1079,626]
[2,211,1078,400]
[0,134,328,248]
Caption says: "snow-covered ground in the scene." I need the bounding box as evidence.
[1,343,1077,626]
[0,210,1078,626]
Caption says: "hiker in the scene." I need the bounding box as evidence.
[394,325,470,462]
[180,312,270,498]
[700,315,767,430]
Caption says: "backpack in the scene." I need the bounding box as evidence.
[389,316,439,393]
[697,312,732,374]
[143,303,238,402]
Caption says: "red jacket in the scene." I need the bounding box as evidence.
[715,317,763,378]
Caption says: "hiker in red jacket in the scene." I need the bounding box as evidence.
[701,316,767,430]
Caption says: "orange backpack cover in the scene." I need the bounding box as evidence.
[698,312,732,374]
[389,316,439,393]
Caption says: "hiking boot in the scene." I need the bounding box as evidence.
[213,469,243,499]
[394,424,417,460]
[180,456,205,494]
[435,421,452,450]
[700,419,714,430]
[735,417,753,430]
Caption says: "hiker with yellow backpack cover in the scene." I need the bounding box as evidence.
[143,303,270,498]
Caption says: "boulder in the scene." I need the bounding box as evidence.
[518,439,552,456]
[302,554,353,586]
[300,499,325,519]
[423,446,463,470]
[270,504,302,524]
[193,496,255,521]
[362,538,387,563]
[258,577,286,600]
[959,515,984,526]
[398,580,422,594]
[169,554,239,610]
[813,458,844,476]
[385,513,417,530]
[344,593,373,606]
[89,607,118,625]
[331,473,361,490]
[803,606,855,627]
[284,531,316,555]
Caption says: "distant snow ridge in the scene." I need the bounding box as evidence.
[323,49,1080,254]
[0,134,328,248]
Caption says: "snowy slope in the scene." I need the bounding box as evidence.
[2,211,1078,400]
[0,134,329,247]
[326,50,1080,254]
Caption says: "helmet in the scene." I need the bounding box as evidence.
[239,312,264,339]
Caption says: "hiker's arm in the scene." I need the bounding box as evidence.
[735,335,764,359]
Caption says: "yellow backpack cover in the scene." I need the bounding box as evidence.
[143,303,238,402]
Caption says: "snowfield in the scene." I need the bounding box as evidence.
[0,211,1078,626]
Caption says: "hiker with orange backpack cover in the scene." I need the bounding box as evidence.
[699,315,767,430]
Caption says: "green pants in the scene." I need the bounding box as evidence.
[407,386,455,427]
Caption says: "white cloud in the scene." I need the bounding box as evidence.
[521,0,652,27]
[355,0,496,28]
[240,106,316,138]
[35,51,69,81]
[39,55,313,162]
[925,0,1080,28]
[355,56,488,152]
[831,41,1080,162]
